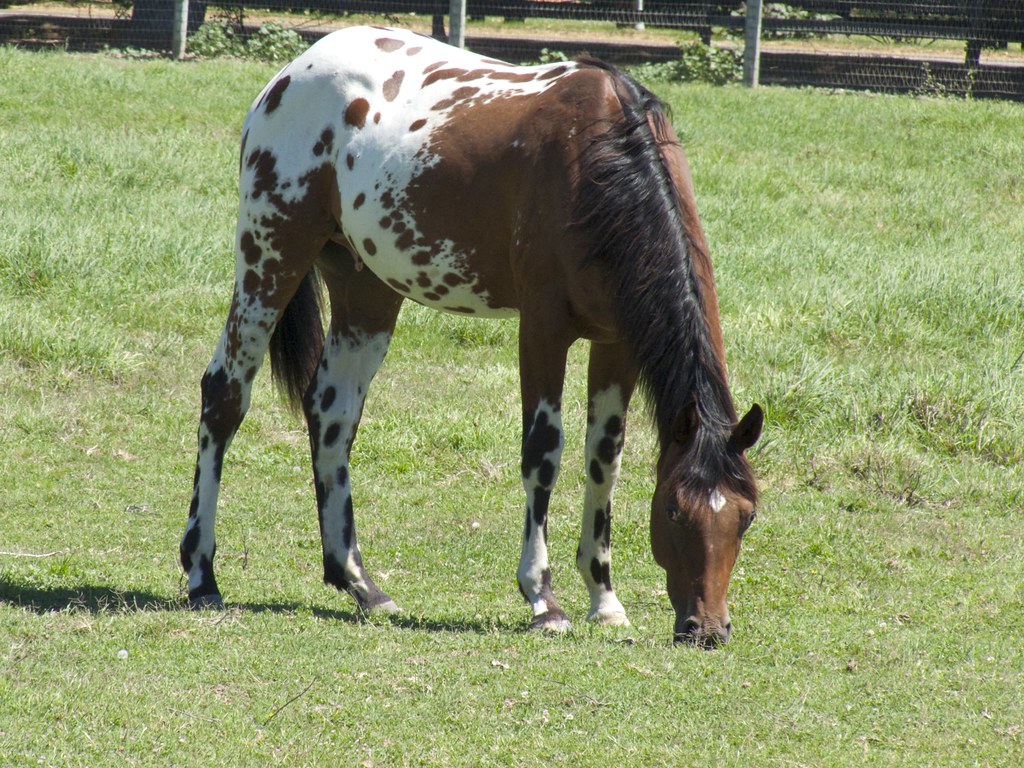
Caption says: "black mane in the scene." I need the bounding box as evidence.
[572,60,755,501]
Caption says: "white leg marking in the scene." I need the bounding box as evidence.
[517,399,565,621]
[309,327,398,610]
[579,386,629,626]
[183,290,277,603]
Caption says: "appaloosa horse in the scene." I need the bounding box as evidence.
[180,26,762,646]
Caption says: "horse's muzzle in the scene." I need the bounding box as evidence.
[673,615,732,648]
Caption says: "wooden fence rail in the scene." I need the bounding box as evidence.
[2,1,1022,98]
[121,1,1024,65]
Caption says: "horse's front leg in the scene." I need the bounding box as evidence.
[517,312,573,632]
[577,341,637,626]
[304,259,404,613]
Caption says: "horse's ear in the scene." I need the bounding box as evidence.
[671,401,700,446]
[731,404,764,452]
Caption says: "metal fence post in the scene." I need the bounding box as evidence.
[743,0,763,88]
[171,0,189,59]
[449,0,467,49]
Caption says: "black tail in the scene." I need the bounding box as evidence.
[269,269,325,412]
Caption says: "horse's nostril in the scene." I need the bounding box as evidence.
[673,618,702,645]
[673,617,732,648]
[719,621,733,644]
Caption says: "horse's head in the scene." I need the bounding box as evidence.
[651,402,763,648]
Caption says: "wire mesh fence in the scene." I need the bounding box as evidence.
[1,2,1022,99]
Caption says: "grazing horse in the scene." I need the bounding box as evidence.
[180,26,763,646]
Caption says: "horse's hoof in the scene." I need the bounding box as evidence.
[530,610,572,634]
[587,608,631,627]
[371,598,402,614]
[188,593,225,611]
[357,593,401,616]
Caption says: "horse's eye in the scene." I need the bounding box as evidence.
[666,505,680,523]
[740,510,758,536]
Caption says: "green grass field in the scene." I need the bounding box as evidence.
[1,44,1023,766]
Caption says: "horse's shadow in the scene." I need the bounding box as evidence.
[0,580,354,622]
[0,581,174,614]
[0,580,518,634]
[378,612,522,635]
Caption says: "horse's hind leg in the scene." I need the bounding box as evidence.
[577,341,637,626]
[302,249,404,613]
[181,148,334,607]
[180,281,287,608]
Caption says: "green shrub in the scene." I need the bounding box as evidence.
[244,22,307,63]
[187,20,241,59]
[188,21,306,63]
[631,40,742,85]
